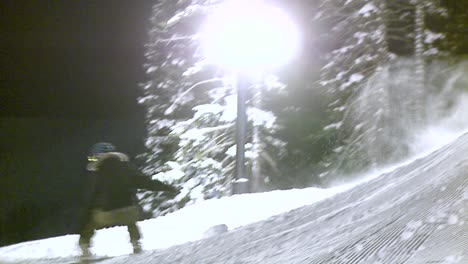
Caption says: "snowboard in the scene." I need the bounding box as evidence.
[69,255,113,264]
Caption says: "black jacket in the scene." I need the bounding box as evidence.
[84,152,174,211]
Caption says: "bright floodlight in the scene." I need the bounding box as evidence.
[200,0,300,72]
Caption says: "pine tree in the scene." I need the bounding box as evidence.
[431,0,468,56]
[138,0,220,216]
[139,0,288,216]
[317,0,391,176]
[257,0,335,188]
[386,0,446,125]
[316,0,449,179]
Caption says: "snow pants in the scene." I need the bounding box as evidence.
[79,205,141,246]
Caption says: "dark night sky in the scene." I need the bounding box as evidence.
[1,1,154,245]
[1,0,152,117]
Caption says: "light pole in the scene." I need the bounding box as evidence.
[200,0,300,194]
[233,74,249,193]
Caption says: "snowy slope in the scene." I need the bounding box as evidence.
[0,180,364,263]
[1,131,467,263]
[120,132,467,264]
[117,132,467,264]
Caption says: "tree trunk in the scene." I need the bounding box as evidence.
[413,0,426,124]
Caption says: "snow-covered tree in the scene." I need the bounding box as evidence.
[316,0,391,176]
[138,0,218,216]
[316,0,449,178]
[386,0,446,125]
[139,0,288,216]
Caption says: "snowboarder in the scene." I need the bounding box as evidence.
[78,142,179,261]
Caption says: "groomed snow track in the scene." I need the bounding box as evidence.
[129,133,466,264]
[5,133,468,264]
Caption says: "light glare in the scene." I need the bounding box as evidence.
[200,1,300,72]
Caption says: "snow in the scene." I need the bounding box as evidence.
[225,144,236,157]
[193,104,224,118]
[2,82,468,264]
[409,94,468,156]
[182,63,203,76]
[234,178,249,183]
[324,121,342,130]
[263,74,285,91]
[354,32,368,45]
[145,66,157,74]
[358,3,376,18]
[349,73,365,83]
[247,108,276,128]
[447,215,459,225]
[155,167,185,182]
[220,95,237,122]
[0,180,359,261]
[400,230,414,240]
[443,256,464,264]
[339,73,365,90]
[425,30,444,44]
[1,128,468,263]
[180,128,206,142]
[167,5,203,28]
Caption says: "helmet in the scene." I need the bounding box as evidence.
[88,142,116,161]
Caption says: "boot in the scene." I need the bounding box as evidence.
[79,243,91,262]
[132,241,142,254]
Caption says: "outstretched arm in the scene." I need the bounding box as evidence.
[135,174,178,193]
[127,164,179,194]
